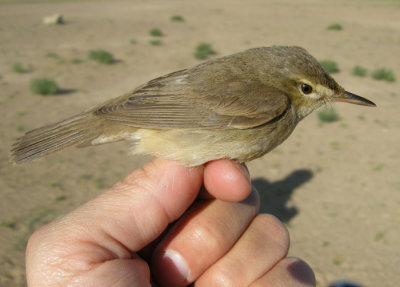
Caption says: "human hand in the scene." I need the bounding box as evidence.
[26,158,315,286]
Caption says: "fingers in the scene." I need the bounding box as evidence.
[204,159,252,201]
[195,214,290,287]
[251,257,316,287]
[151,189,260,286]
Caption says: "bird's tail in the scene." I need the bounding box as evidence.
[10,113,104,164]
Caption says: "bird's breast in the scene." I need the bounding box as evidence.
[132,108,298,166]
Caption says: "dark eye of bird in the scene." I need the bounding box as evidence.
[301,83,313,94]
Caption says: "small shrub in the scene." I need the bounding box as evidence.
[1,218,16,229]
[371,68,395,82]
[318,107,339,123]
[129,39,137,44]
[88,49,114,64]
[16,124,25,132]
[329,141,340,150]
[171,15,184,22]
[194,43,216,60]
[46,52,59,59]
[55,195,66,201]
[30,78,59,95]
[13,62,27,73]
[327,23,342,31]
[149,28,163,37]
[319,60,339,74]
[149,39,162,46]
[70,58,84,64]
[352,66,367,77]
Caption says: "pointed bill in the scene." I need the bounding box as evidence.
[331,91,376,107]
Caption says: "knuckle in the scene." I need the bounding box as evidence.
[253,214,290,251]
[207,267,240,287]
[191,222,227,252]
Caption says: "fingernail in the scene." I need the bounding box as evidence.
[158,249,190,285]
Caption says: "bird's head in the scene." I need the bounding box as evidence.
[258,46,376,120]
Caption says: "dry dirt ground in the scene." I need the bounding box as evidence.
[0,0,399,286]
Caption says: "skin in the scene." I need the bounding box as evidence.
[26,158,316,286]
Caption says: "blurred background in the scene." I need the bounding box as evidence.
[0,0,399,286]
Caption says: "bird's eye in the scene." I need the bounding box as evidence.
[300,83,313,95]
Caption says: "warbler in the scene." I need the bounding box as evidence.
[11,46,375,166]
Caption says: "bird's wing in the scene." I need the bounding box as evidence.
[94,69,289,129]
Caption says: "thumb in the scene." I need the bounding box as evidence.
[27,159,203,269]
[26,159,204,286]
[73,158,204,252]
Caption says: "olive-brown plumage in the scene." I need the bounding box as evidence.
[10,46,375,166]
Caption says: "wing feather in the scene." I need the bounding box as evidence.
[94,62,289,129]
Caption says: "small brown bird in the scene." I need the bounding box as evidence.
[11,46,375,166]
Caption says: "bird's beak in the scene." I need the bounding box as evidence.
[331,91,376,107]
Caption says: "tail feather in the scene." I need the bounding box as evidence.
[10,113,102,164]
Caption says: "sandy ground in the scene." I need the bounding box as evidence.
[0,0,399,286]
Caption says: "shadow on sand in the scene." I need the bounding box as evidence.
[252,169,313,223]
[57,88,78,95]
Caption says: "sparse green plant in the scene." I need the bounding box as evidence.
[194,43,216,60]
[327,23,342,31]
[329,141,340,150]
[149,39,162,46]
[374,118,388,128]
[373,163,384,171]
[374,231,385,241]
[332,257,342,266]
[14,237,28,251]
[319,60,339,74]
[322,241,330,247]
[13,62,27,73]
[327,212,337,218]
[88,49,114,65]
[314,166,322,173]
[352,66,367,77]
[16,110,26,117]
[357,114,365,121]
[129,39,137,44]
[149,28,163,37]
[1,218,16,229]
[70,58,84,64]
[171,15,184,22]
[27,207,60,230]
[318,107,339,123]
[94,177,106,189]
[371,68,395,82]
[79,173,93,180]
[85,151,95,158]
[16,124,25,132]
[55,195,66,201]
[46,52,59,59]
[30,78,59,95]
[48,182,62,188]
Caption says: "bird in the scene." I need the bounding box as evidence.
[10,46,376,166]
